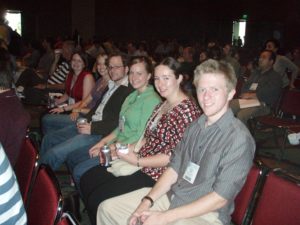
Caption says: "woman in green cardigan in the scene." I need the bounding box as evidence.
[67,56,161,185]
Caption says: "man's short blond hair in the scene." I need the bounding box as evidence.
[193,59,237,92]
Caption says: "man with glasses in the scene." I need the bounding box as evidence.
[40,54,133,174]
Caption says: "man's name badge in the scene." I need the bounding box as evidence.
[183,162,199,184]
[119,115,125,132]
[68,97,75,105]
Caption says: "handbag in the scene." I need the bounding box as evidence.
[107,159,140,177]
[106,134,144,177]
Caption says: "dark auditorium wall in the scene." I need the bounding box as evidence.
[94,0,234,43]
[72,0,95,42]
[3,0,300,49]
[4,0,72,40]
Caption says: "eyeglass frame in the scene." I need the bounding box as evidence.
[108,65,124,71]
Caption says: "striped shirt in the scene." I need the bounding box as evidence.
[47,58,69,85]
[0,143,27,225]
[169,109,255,225]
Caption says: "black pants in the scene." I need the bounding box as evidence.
[80,165,155,225]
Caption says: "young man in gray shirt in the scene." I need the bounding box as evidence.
[97,59,255,225]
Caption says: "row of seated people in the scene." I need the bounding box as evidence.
[3,36,298,114]
[8,33,300,85]
[15,40,77,105]
[38,54,256,225]
[4,34,297,104]
[0,42,97,170]
[39,54,201,225]
[14,37,299,111]
[0,39,295,225]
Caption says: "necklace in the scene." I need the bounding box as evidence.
[161,96,187,114]
[148,95,188,131]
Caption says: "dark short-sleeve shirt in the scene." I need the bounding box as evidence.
[168,109,255,225]
[241,68,283,107]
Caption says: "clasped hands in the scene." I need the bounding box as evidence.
[129,202,168,225]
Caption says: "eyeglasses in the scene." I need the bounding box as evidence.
[108,65,124,71]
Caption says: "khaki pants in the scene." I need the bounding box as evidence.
[97,188,223,225]
[230,99,270,125]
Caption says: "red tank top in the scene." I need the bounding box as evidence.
[65,70,90,102]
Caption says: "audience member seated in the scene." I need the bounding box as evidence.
[79,57,201,225]
[16,40,75,105]
[230,50,283,125]
[289,47,300,70]
[180,46,197,76]
[290,47,300,80]
[46,51,95,113]
[38,37,56,77]
[85,37,105,59]
[67,56,162,186]
[265,38,299,88]
[0,56,30,166]
[126,42,139,57]
[207,45,222,61]
[199,49,209,64]
[39,54,133,171]
[180,46,198,95]
[222,43,241,78]
[22,39,42,69]
[135,42,149,57]
[97,59,255,225]
[154,40,172,60]
[42,54,109,135]
[15,37,55,85]
[0,143,27,224]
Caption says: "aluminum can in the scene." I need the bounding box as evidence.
[101,145,111,167]
[76,118,87,125]
[118,143,129,154]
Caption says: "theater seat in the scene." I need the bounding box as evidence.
[14,137,39,204]
[56,212,80,225]
[251,171,300,225]
[231,162,267,225]
[26,164,63,225]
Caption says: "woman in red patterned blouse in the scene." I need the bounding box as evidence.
[80,57,201,225]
